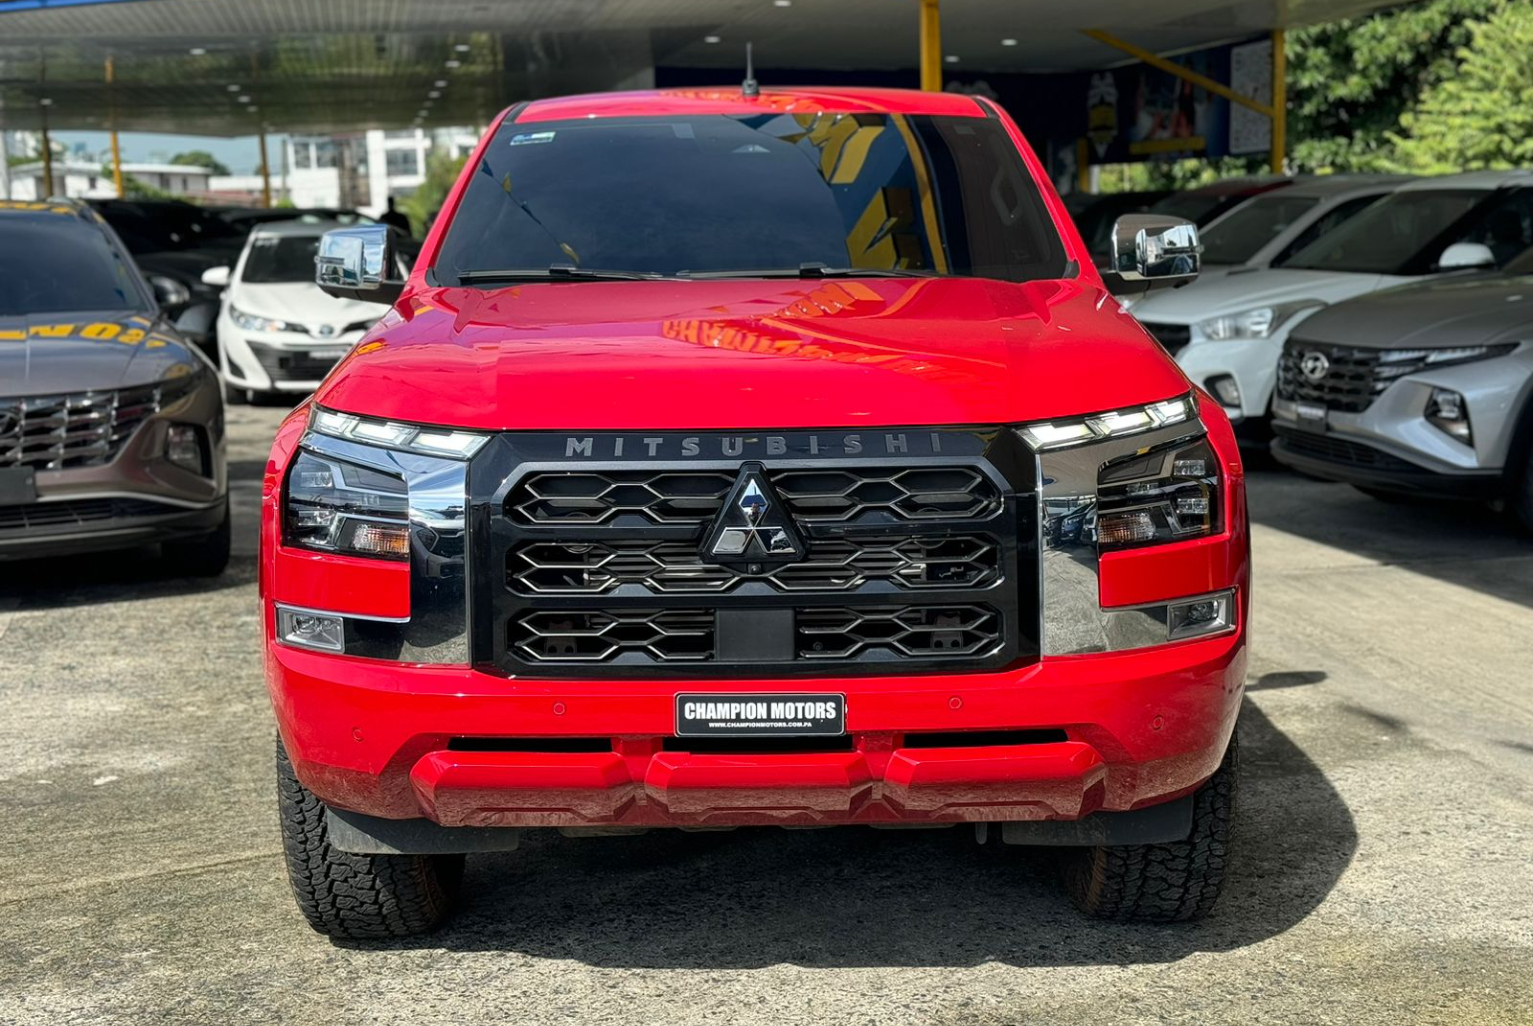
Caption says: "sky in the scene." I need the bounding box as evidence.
[46,131,288,175]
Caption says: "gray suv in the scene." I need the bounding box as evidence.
[0,199,229,572]
[1271,245,1533,531]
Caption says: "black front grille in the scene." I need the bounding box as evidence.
[508,466,1001,526]
[0,497,176,533]
[1273,426,1421,472]
[477,430,1037,678]
[0,384,167,471]
[248,341,346,383]
[1139,321,1191,357]
[508,534,1002,596]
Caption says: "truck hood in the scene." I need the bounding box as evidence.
[1127,268,1397,325]
[1289,272,1533,349]
[0,311,204,397]
[232,282,381,330]
[314,277,1190,431]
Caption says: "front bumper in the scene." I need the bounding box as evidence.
[219,319,360,393]
[268,628,1245,830]
[1177,335,1283,424]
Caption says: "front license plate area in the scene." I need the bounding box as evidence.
[0,467,37,505]
[675,693,846,737]
[1292,401,1329,434]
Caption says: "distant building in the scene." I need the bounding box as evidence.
[286,127,480,215]
[6,159,213,200]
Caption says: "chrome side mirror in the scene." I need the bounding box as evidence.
[1109,215,1200,285]
[316,224,403,304]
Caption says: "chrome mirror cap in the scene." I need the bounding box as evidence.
[316,224,402,304]
[1109,215,1200,284]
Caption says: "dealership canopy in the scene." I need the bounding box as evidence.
[0,0,1414,135]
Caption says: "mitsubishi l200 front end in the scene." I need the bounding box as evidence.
[262,87,1246,938]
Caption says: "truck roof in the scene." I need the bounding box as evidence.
[515,86,989,123]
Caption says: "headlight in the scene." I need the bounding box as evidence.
[1197,302,1323,342]
[231,305,300,333]
[1017,394,1195,451]
[1095,435,1221,550]
[284,450,410,560]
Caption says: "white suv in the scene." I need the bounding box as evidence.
[1128,171,1533,437]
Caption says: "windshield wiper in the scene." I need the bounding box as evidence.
[456,265,668,284]
[677,262,938,280]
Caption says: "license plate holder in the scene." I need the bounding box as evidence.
[675,693,846,737]
[1292,401,1329,434]
[0,467,37,505]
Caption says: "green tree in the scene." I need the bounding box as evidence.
[1391,2,1533,172]
[170,150,231,175]
[1286,0,1502,171]
[398,151,468,238]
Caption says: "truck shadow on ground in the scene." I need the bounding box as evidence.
[375,699,1354,968]
[1245,467,1533,608]
[0,553,254,609]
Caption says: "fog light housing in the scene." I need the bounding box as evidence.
[1206,375,1241,409]
[1167,591,1234,640]
[276,606,345,652]
[166,424,205,474]
[1425,388,1471,445]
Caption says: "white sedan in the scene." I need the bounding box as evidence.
[202,221,401,404]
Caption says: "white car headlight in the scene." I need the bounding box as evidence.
[231,305,300,333]
[1197,302,1324,342]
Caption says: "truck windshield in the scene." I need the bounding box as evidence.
[242,235,321,283]
[0,209,150,316]
[1278,188,1533,275]
[433,113,1069,283]
[1199,195,1319,265]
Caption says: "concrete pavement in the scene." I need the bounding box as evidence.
[1,404,1529,1025]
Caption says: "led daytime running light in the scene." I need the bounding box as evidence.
[310,407,488,459]
[1018,394,1195,451]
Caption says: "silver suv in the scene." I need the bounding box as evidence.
[1271,245,1533,530]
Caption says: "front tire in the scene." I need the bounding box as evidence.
[1062,729,1237,922]
[276,739,464,939]
[1513,447,1533,534]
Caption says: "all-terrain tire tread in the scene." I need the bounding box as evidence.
[1063,731,1237,923]
[276,738,462,939]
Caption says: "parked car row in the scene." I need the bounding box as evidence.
[1074,170,1533,527]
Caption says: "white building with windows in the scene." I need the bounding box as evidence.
[6,159,213,201]
[285,127,480,215]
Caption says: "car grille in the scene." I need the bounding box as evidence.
[480,431,1036,677]
[0,497,176,533]
[1138,321,1191,357]
[247,340,347,383]
[1277,339,1440,414]
[0,384,169,471]
[1272,425,1421,472]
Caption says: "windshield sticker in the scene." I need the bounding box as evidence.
[509,132,556,147]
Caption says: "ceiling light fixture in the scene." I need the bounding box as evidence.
[238,95,251,103]
[39,97,52,106]
[774,0,791,6]
[434,79,448,88]
[189,47,207,56]
[227,84,240,92]
[428,91,441,98]
[445,59,461,69]
[1001,38,1018,46]
[454,43,471,52]
[944,54,959,63]
[704,35,722,44]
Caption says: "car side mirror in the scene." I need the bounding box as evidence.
[173,301,219,356]
[316,225,404,304]
[1109,215,1201,287]
[1438,241,1496,271]
[200,266,231,288]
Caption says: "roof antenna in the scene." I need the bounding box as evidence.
[742,42,759,97]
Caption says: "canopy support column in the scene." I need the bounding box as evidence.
[919,0,942,92]
[106,55,124,198]
[258,130,272,209]
[1271,29,1287,174]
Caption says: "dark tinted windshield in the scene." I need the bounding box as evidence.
[434,113,1069,282]
[242,234,321,283]
[0,210,149,316]
[1278,189,1531,274]
[1199,195,1319,265]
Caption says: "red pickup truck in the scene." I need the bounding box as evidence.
[263,86,1246,938]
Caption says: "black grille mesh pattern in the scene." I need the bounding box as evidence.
[508,467,1001,526]
[796,605,1002,660]
[0,497,175,533]
[508,534,1002,596]
[1273,426,1421,472]
[0,384,165,471]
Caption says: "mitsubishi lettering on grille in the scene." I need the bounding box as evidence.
[702,465,805,565]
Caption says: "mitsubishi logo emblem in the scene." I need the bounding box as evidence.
[702,464,805,566]
[1300,351,1330,382]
